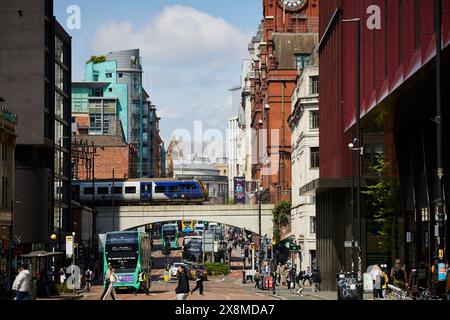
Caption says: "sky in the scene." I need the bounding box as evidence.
[54,0,262,158]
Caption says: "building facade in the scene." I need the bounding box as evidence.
[250,0,319,204]
[289,50,319,271]
[0,0,72,249]
[317,0,450,290]
[73,49,164,178]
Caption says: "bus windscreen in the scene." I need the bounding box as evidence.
[105,233,139,272]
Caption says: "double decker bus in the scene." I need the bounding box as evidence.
[103,231,152,290]
[182,236,203,264]
[161,223,179,249]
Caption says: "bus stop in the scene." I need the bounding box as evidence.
[20,251,65,299]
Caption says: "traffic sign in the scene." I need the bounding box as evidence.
[289,244,300,252]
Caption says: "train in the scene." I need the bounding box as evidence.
[72,178,209,204]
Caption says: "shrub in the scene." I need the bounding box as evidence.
[204,263,230,276]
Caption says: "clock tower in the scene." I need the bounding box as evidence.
[250,0,319,203]
[263,0,319,36]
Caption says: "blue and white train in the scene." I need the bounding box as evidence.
[72,179,209,204]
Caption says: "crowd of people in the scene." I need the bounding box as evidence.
[370,258,450,300]
[252,264,322,295]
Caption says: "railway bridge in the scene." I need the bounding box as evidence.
[95,204,275,237]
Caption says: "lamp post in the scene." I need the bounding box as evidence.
[72,232,76,295]
[257,186,263,272]
[50,233,57,288]
[433,0,446,261]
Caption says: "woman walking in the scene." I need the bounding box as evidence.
[102,267,119,300]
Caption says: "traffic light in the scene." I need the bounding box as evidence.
[267,245,272,259]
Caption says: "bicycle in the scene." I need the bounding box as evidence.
[416,287,444,300]
[387,284,411,300]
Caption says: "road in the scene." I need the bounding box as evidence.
[80,239,318,300]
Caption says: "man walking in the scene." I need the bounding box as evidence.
[84,267,93,293]
[175,265,190,300]
[12,264,31,300]
[191,268,204,296]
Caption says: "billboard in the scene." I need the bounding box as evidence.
[234,177,246,204]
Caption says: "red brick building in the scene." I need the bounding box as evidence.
[251,0,319,203]
[72,135,138,180]
[317,0,450,290]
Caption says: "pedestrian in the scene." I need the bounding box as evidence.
[175,265,190,300]
[254,270,261,289]
[58,267,66,294]
[84,267,93,293]
[381,266,389,299]
[191,268,204,296]
[102,267,119,300]
[311,269,321,292]
[303,267,312,286]
[390,259,408,290]
[370,264,382,299]
[430,258,442,297]
[12,264,31,300]
[288,267,296,292]
[135,270,149,295]
[281,266,288,288]
[276,263,281,286]
[100,264,114,300]
[446,261,450,301]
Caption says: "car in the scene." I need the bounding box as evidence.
[170,262,190,280]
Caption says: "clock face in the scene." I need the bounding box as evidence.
[279,0,307,11]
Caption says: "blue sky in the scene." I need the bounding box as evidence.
[54,0,262,149]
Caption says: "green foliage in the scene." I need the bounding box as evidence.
[272,201,292,243]
[204,263,229,276]
[362,155,400,257]
[86,55,106,64]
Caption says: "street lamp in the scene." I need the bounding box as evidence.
[257,186,263,272]
[50,233,57,289]
[343,17,364,300]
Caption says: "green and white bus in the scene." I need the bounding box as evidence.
[162,224,179,249]
[103,231,152,290]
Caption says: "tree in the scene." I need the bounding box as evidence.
[272,201,291,243]
[86,55,106,64]
[362,155,400,260]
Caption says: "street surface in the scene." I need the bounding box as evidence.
[80,239,323,301]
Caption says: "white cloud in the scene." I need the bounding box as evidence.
[91,5,249,66]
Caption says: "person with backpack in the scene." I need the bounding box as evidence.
[390,259,408,290]
[311,269,321,292]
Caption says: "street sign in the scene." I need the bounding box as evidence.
[439,249,444,259]
[289,244,300,252]
[66,236,73,257]
[251,243,255,250]
[344,241,358,248]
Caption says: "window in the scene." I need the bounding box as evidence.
[112,187,122,194]
[90,88,103,97]
[296,54,310,70]
[125,187,136,194]
[118,73,123,78]
[83,187,93,195]
[310,76,319,94]
[106,73,112,78]
[55,37,64,63]
[2,176,8,208]
[169,186,179,193]
[97,187,109,195]
[55,93,64,118]
[108,88,112,92]
[55,64,65,91]
[309,110,319,129]
[2,142,7,162]
[310,217,316,234]
[310,147,319,168]
[155,186,165,193]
